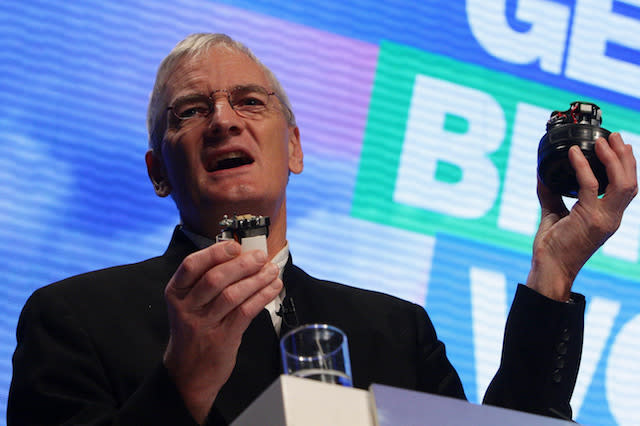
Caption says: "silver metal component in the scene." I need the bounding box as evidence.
[547,101,603,130]
[215,214,270,244]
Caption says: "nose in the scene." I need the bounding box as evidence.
[206,93,243,137]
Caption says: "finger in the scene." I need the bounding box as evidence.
[185,250,269,308]
[166,241,241,298]
[596,137,638,211]
[607,133,637,185]
[537,176,568,218]
[224,277,284,335]
[595,136,625,188]
[206,262,280,324]
[569,145,599,207]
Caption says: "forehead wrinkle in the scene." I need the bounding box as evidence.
[165,65,211,105]
[166,48,270,103]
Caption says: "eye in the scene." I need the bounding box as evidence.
[171,95,211,119]
[230,87,270,114]
[234,94,267,108]
[178,105,210,118]
[246,95,268,105]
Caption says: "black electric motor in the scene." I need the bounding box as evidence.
[538,101,609,198]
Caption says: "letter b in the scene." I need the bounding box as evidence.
[394,75,504,219]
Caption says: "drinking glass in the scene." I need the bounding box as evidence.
[280,324,353,387]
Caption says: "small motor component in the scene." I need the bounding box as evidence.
[538,101,610,197]
[216,214,270,254]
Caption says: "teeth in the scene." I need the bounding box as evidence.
[208,151,253,171]
[217,151,246,161]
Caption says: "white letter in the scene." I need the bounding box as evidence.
[470,267,507,402]
[467,0,570,73]
[606,313,640,425]
[566,0,640,98]
[394,75,504,218]
[601,131,640,262]
[571,297,621,417]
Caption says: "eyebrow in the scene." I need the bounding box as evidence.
[226,84,272,94]
[172,93,209,102]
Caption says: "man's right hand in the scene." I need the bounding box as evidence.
[162,241,282,424]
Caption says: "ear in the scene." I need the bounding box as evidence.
[288,126,303,175]
[145,149,172,197]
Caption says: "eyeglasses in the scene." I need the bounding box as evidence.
[167,85,285,123]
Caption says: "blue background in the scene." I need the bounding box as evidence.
[1,1,639,424]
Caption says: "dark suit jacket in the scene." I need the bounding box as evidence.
[8,228,585,425]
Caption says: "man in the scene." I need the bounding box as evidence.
[8,33,637,425]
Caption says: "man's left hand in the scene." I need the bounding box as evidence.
[527,132,637,301]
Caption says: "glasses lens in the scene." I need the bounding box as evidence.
[171,94,212,120]
[230,86,270,117]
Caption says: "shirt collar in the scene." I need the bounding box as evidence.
[180,225,289,280]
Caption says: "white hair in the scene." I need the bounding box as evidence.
[146,33,296,151]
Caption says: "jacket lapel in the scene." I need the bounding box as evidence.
[281,256,326,327]
[162,228,282,423]
[212,309,280,423]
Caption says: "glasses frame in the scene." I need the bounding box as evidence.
[166,85,290,124]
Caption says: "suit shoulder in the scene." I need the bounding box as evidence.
[289,263,421,311]
[30,255,170,304]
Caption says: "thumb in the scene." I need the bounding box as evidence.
[537,176,568,218]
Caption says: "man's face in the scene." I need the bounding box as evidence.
[147,47,303,233]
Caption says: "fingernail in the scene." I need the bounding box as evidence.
[253,250,267,262]
[224,242,240,256]
[267,263,279,276]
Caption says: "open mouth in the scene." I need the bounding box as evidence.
[207,151,254,172]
